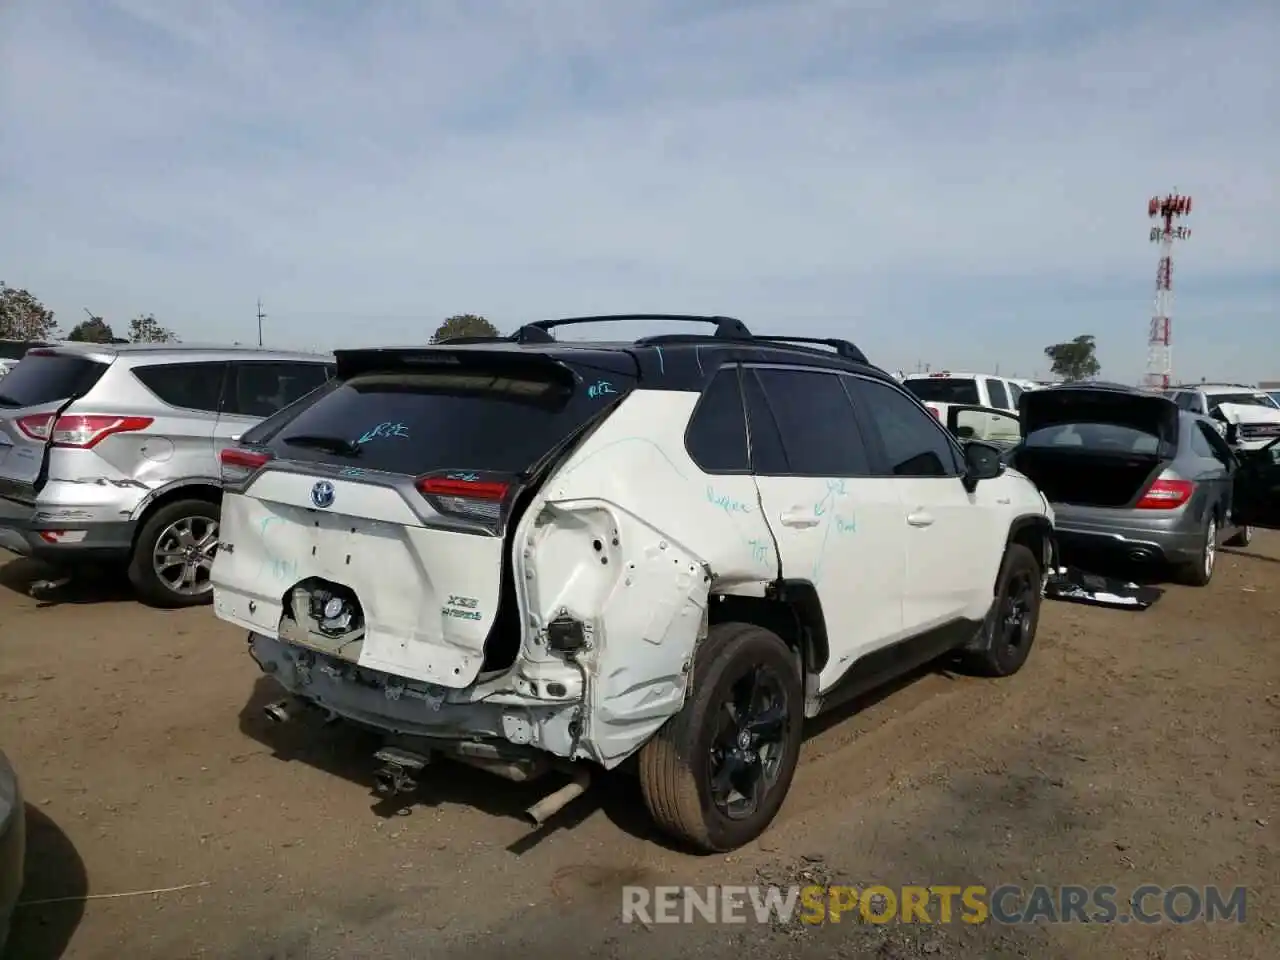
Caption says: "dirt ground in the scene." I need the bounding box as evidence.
[1,537,1277,960]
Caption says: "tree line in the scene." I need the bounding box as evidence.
[1,283,497,347]
[4,286,1102,379]
[0,281,178,343]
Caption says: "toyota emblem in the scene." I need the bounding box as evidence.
[311,480,335,508]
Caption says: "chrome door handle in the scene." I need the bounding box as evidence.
[906,511,935,527]
[780,511,820,528]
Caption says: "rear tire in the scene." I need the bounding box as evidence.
[128,498,220,608]
[638,622,804,853]
[958,544,1042,678]
[1174,514,1217,587]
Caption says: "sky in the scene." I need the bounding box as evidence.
[0,0,1276,383]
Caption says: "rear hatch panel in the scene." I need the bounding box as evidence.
[211,346,638,690]
[215,472,505,687]
[0,349,112,502]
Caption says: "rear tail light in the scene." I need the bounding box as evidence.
[927,405,941,419]
[220,447,274,484]
[1136,478,1194,509]
[416,475,510,526]
[16,413,153,448]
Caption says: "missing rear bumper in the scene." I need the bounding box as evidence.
[248,632,585,761]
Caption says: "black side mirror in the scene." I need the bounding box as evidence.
[962,441,1005,491]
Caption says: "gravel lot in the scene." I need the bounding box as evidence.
[1,537,1277,959]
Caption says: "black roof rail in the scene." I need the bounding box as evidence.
[753,335,867,363]
[512,314,753,344]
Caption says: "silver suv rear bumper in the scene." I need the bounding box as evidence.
[0,494,136,563]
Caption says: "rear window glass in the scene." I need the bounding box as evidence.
[0,353,109,408]
[1024,422,1160,455]
[902,377,980,405]
[264,363,634,475]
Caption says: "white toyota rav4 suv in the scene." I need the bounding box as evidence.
[210,315,1056,852]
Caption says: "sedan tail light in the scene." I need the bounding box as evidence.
[1135,478,1194,509]
[16,413,153,448]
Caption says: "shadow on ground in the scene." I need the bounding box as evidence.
[0,557,137,607]
[1053,547,1171,587]
[7,807,88,960]
[236,677,608,848]
[236,657,962,858]
[1222,548,1280,566]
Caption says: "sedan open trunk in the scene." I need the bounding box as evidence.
[1012,385,1179,509]
[1013,445,1165,508]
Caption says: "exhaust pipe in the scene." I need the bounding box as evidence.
[263,700,292,723]
[524,768,591,827]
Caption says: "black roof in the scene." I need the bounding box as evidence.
[335,314,892,391]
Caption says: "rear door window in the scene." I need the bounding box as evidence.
[685,367,749,473]
[264,360,635,476]
[901,377,981,405]
[985,378,1009,409]
[133,362,226,413]
[741,370,789,475]
[749,368,873,477]
[0,352,109,409]
[226,362,331,418]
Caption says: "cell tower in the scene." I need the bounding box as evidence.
[1144,192,1192,390]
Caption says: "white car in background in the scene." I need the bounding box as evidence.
[900,372,1038,444]
[901,371,1031,415]
[1164,383,1280,451]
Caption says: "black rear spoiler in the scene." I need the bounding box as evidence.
[334,346,562,378]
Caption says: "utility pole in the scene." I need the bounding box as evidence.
[256,299,266,347]
[1145,192,1193,391]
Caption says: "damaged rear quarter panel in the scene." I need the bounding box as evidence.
[515,390,777,766]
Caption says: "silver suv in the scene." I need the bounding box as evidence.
[0,343,334,606]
